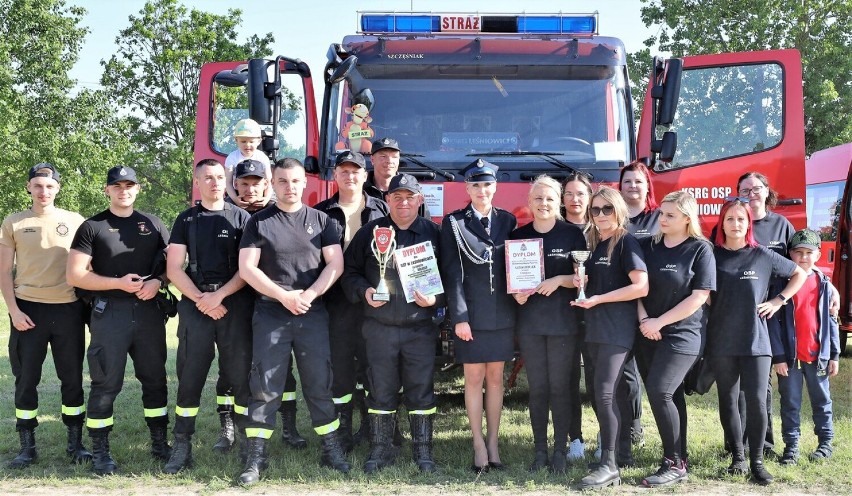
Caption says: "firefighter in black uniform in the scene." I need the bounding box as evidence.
[366,137,431,218]
[67,166,171,475]
[220,159,307,451]
[1,163,90,468]
[162,159,253,473]
[314,151,389,452]
[237,158,350,485]
[341,173,443,473]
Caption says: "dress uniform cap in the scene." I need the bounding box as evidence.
[388,173,421,195]
[789,229,821,251]
[461,159,498,182]
[233,118,262,138]
[334,150,366,169]
[106,165,138,185]
[371,137,401,154]
[235,159,266,179]
[28,162,61,182]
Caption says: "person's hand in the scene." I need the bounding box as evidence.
[117,273,145,294]
[365,288,387,308]
[454,322,473,341]
[204,305,228,320]
[231,196,250,209]
[135,279,160,301]
[300,288,318,305]
[10,309,35,331]
[281,289,310,315]
[639,318,663,341]
[774,362,789,377]
[571,295,600,309]
[512,291,531,305]
[196,291,224,314]
[536,277,561,297]
[828,360,839,377]
[572,274,587,291]
[413,290,435,308]
[757,299,782,319]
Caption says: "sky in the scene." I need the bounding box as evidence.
[68,0,661,96]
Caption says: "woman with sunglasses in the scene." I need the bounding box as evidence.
[510,176,586,473]
[636,191,716,487]
[561,172,594,462]
[707,199,806,485]
[572,187,648,489]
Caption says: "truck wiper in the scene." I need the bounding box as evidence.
[467,151,591,180]
[401,153,455,181]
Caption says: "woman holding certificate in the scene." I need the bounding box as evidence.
[636,191,716,487]
[440,160,517,473]
[510,176,586,473]
[571,187,648,490]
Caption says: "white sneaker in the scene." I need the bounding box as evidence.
[594,432,602,460]
[568,438,585,460]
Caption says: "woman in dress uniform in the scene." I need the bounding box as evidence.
[440,160,517,473]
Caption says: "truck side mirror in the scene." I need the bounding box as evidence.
[248,59,274,125]
[654,58,682,126]
[655,131,677,162]
[214,65,248,87]
[327,56,357,85]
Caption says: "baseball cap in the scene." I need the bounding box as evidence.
[334,151,366,169]
[233,119,262,138]
[235,159,266,179]
[106,166,139,185]
[28,163,61,182]
[371,137,400,154]
[387,173,421,195]
[460,159,499,182]
[789,229,821,251]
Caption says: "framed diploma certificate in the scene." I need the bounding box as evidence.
[505,238,544,293]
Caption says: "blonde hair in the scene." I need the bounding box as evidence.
[588,186,629,260]
[529,175,563,220]
[652,191,706,243]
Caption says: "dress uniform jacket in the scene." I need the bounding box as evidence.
[440,205,517,330]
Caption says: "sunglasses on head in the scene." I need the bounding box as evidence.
[590,205,615,217]
[724,196,751,203]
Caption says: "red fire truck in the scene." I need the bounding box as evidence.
[193,12,809,360]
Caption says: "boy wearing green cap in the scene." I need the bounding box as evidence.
[770,229,839,465]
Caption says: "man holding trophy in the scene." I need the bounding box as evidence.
[341,173,443,474]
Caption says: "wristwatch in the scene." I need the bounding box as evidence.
[775,293,788,305]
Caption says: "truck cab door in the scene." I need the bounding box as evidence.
[638,49,806,233]
[194,58,321,204]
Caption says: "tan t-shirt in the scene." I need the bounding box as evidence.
[0,208,85,303]
[339,198,366,251]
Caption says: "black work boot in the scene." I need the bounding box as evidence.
[280,401,307,449]
[238,437,268,485]
[352,389,370,446]
[750,456,773,486]
[410,414,436,473]
[580,448,621,489]
[727,447,748,475]
[212,411,235,453]
[163,433,193,474]
[363,413,398,474]
[149,424,172,461]
[336,403,354,454]
[320,430,351,473]
[90,430,117,475]
[8,428,37,469]
[529,448,549,472]
[66,423,92,464]
[810,440,833,461]
[779,442,799,465]
[550,449,567,474]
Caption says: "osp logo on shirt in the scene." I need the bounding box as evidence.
[740,270,759,280]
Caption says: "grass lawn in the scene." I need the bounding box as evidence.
[0,295,850,494]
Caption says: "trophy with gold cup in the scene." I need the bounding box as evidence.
[370,226,396,301]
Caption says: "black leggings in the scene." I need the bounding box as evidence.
[587,342,630,452]
[638,344,696,460]
[519,334,578,451]
[711,355,772,459]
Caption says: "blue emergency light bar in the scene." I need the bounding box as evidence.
[359,12,598,35]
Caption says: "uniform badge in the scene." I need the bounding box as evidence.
[306,223,314,235]
[56,222,69,236]
[120,167,127,176]
[400,176,408,185]
[248,163,256,171]
[138,222,151,235]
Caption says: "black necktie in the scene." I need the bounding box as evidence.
[480,216,490,235]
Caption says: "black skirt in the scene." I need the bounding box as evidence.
[453,326,514,364]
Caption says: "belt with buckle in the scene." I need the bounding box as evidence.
[199,283,224,292]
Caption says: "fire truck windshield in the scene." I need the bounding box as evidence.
[328,62,632,181]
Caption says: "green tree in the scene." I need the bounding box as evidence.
[100,0,274,221]
[633,0,852,154]
[0,0,131,220]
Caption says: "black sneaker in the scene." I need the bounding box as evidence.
[642,458,687,487]
[809,442,833,461]
[727,458,748,475]
[779,444,799,465]
[750,460,773,486]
